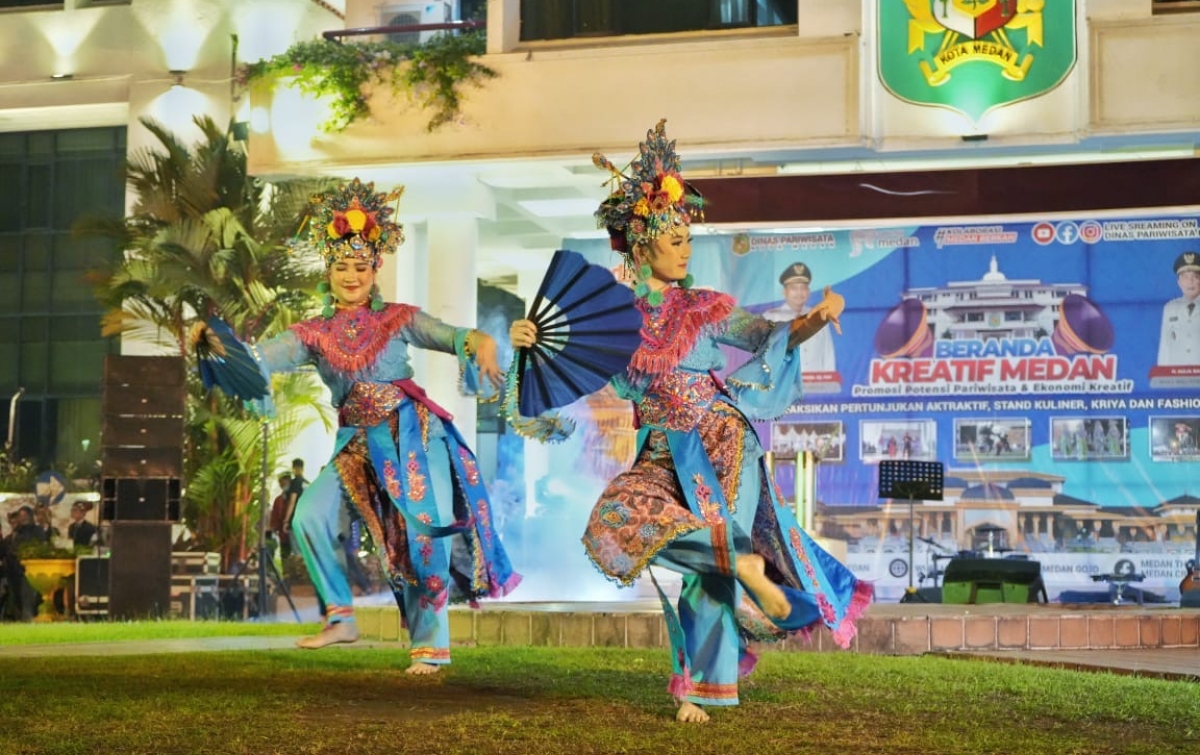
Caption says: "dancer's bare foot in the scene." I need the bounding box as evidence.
[296,622,359,649]
[736,553,791,620]
[676,701,709,723]
[405,662,441,676]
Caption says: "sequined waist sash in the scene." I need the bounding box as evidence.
[340,379,452,428]
[635,370,724,432]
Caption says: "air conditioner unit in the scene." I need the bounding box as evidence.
[377,1,457,45]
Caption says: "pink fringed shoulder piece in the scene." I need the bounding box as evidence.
[629,288,735,377]
[292,303,418,374]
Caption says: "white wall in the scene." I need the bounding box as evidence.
[248,32,861,173]
[0,0,342,144]
[253,1,1200,176]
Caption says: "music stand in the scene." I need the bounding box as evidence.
[879,460,945,604]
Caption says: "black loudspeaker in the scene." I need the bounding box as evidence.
[101,477,182,521]
[75,556,111,616]
[108,522,173,619]
[942,558,1047,604]
[101,356,185,520]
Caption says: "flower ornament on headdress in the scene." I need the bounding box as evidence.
[291,178,405,317]
[296,178,405,270]
[592,119,705,257]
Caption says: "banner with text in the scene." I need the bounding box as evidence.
[561,215,1200,602]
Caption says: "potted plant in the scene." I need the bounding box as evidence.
[17,542,82,622]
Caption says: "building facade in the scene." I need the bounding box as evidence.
[1,2,1198,599]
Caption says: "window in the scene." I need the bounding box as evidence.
[0,126,125,469]
[1152,0,1200,15]
[0,0,132,8]
[520,0,796,42]
[0,1,64,8]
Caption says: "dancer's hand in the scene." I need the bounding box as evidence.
[470,331,504,391]
[808,286,844,335]
[509,319,539,349]
[188,321,226,357]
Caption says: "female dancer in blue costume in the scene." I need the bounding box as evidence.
[510,121,871,722]
[192,179,519,674]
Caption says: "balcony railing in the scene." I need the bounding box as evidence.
[323,20,486,45]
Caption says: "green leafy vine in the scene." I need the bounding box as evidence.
[239,32,496,133]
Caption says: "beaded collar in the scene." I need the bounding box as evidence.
[291,303,417,374]
[629,287,735,377]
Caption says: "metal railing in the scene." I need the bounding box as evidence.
[323,20,485,44]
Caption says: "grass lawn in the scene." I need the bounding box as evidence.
[0,619,319,646]
[0,623,1197,755]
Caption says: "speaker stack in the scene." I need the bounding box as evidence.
[100,355,186,619]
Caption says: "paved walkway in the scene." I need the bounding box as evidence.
[941,647,1200,682]
[0,635,401,657]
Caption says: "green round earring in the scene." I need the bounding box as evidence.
[633,262,656,301]
[317,280,336,318]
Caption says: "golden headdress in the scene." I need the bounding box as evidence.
[592,119,704,256]
[297,178,405,269]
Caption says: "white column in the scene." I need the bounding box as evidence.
[423,214,479,443]
[486,0,521,54]
[376,221,416,308]
[515,263,550,518]
[381,220,427,380]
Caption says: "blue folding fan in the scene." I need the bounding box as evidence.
[196,316,270,401]
[514,249,643,416]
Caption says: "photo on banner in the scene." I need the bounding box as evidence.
[770,421,845,464]
[953,417,1031,463]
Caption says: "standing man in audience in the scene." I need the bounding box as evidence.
[282,459,307,544]
[269,472,293,559]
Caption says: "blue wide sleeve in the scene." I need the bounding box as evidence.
[725,321,803,421]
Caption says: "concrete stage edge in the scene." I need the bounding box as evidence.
[343,598,1200,656]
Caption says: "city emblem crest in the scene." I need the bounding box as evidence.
[878,1,1077,122]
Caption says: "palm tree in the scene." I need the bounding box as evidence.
[79,116,336,566]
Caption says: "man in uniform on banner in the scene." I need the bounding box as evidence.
[763,262,837,375]
[1158,251,1200,366]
